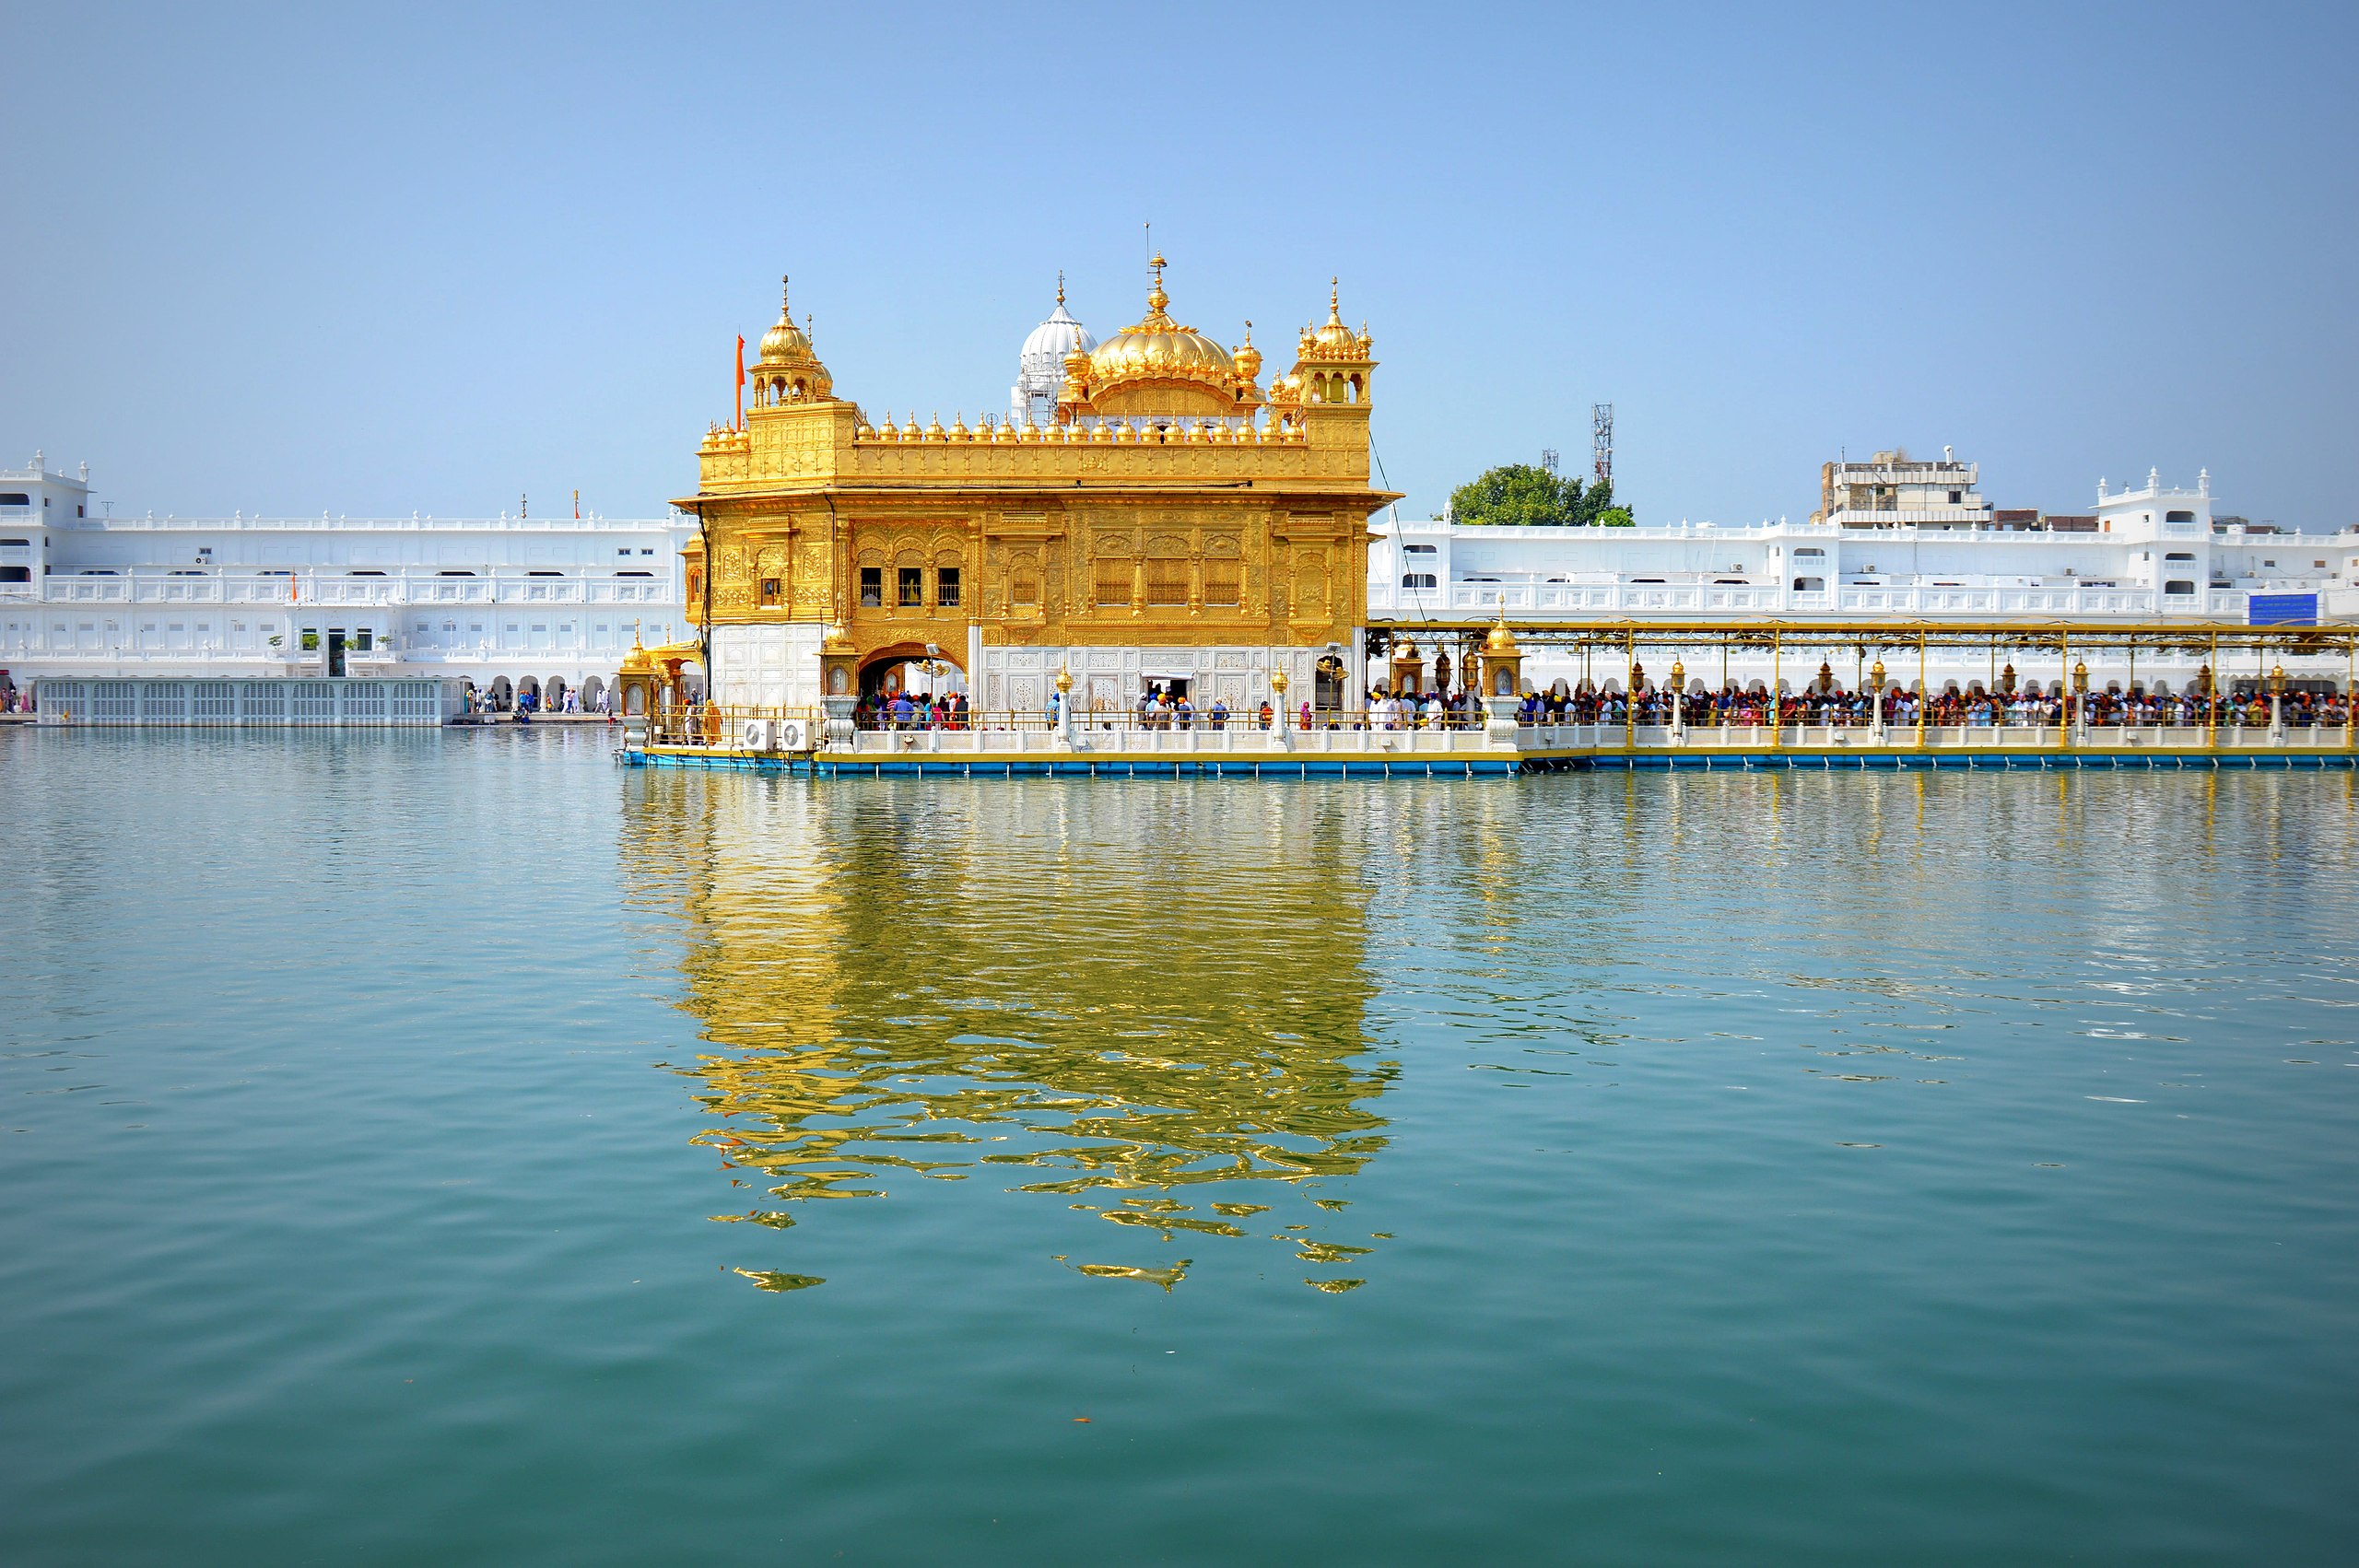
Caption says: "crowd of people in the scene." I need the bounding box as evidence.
[854,690,971,731]
[456,682,615,721]
[829,676,2356,734]
[1500,681,2353,730]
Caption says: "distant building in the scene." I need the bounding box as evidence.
[1813,448,1989,529]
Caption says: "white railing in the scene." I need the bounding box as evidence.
[5,573,681,608]
[1370,580,2259,621]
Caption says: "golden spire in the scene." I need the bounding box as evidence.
[780,275,791,317]
[1147,252,1168,316]
[1328,277,1343,326]
[1056,270,1066,309]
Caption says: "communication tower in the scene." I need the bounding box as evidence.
[1540,449,1559,475]
[1592,404,1614,487]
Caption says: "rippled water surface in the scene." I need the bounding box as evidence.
[5,728,2358,1565]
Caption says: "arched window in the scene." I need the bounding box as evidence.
[1401,572,1438,589]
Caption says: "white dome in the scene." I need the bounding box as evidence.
[1010,286,1095,422]
[1020,300,1096,378]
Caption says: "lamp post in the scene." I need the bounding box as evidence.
[1271,663,1291,749]
[1868,658,1887,742]
[2071,660,2089,744]
[1054,665,1074,748]
[1668,658,1685,741]
[2269,661,2286,742]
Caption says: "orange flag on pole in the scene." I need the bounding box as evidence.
[735,335,745,429]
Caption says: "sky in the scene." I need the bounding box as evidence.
[4,2,2354,530]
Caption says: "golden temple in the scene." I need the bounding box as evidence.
[675,258,1400,718]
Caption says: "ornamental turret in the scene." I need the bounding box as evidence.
[749,275,834,407]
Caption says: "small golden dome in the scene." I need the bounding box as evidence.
[1233,321,1262,380]
[621,624,655,673]
[1484,618,1520,655]
[757,276,812,364]
[751,274,834,402]
[1298,279,1373,362]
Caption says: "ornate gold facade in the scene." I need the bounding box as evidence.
[675,261,1400,713]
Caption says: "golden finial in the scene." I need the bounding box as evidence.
[1328,277,1343,325]
[780,274,791,316]
[1147,251,1168,314]
[1056,270,1066,308]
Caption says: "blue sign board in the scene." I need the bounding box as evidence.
[2248,593,2318,626]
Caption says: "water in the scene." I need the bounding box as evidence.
[4,729,2357,1565]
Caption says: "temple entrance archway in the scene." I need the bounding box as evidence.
[857,643,968,708]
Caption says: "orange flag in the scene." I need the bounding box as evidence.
[735,335,746,429]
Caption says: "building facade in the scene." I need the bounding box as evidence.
[0,454,694,710]
[682,263,1396,720]
[1367,457,2356,696]
[1374,463,2355,628]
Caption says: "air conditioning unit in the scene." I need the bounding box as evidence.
[738,717,775,750]
[776,719,807,751]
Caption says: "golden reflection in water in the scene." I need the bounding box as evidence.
[620,773,1390,1292]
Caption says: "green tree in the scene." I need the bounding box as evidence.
[1449,463,1580,527]
[1449,464,1635,527]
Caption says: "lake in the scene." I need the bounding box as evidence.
[4,728,2355,1564]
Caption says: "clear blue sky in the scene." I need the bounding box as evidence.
[5,2,2353,529]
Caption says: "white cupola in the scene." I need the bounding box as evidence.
[1010,275,1095,425]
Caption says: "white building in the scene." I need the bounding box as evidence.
[0,454,695,711]
[1370,457,2358,694]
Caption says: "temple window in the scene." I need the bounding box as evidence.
[1010,568,1040,606]
[859,567,882,607]
[1094,560,1132,605]
[898,567,923,607]
[1203,562,1240,606]
[1145,559,1188,606]
[759,578,780,606]
[936,567,961,607]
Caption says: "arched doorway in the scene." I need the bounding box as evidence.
[581,675,605,712]
[546,675,569,712]
[489,675,513,709]
[518,675,541,711]
[857,644,968,708]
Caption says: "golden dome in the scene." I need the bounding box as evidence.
[1484,617,1520,655]
[1077,253,1251,419]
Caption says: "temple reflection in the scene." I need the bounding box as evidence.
[620,774,1390,1290]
